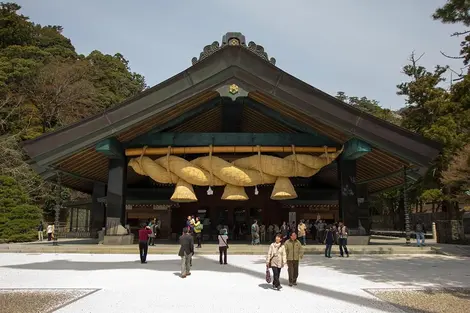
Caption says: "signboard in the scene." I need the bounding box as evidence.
[288,212,296,225]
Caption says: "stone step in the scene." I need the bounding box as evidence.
[0,244,436,255]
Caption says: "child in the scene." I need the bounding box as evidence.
[324,225,335,258]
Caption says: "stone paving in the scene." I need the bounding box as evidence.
[0,253,469,313]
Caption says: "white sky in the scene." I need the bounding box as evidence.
[16,0,465,109]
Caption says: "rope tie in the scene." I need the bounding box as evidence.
[323,146,330,164]
[292,145,298,177]
[257,145,264,184]
[209,144,214,187]
[139,146,148,165]
[166,146,173,184]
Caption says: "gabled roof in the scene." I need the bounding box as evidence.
[22,33,441,183]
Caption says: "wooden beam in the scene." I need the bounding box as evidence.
[125,132,337,149]
[125,145,337,156]
[342,138,371,160]
[96,137,124,159]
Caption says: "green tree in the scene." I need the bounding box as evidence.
[336,91,402,125]
[433,0,470,66]
[0,175,42,242]
[86,51,146,108]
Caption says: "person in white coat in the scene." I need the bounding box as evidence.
[266,234,287,290]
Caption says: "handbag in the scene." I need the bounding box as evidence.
[265,268,272,283]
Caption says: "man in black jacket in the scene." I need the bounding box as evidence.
[178,227,194,278]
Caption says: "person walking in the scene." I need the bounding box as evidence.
[194,217,203,248]
[284,232,304,286]
[251,220,260,245]
[37,222,44,241]
[218,228,229,264]
[338,221,349,257]
[178,227,194,278]
[415,220,426,247]
[138,223,153,263]
[266,234,287,290]
[324,225,335,258]
[297,220,307,245]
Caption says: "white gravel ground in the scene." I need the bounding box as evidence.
[0,253,468,313]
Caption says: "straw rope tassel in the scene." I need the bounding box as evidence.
[128,144,344,202]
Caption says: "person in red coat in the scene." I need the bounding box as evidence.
[138,223,153,263]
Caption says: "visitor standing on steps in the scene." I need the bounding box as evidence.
[251,220,260,245]
[266,234,287,290]
[338,221,349,257]
[194,216,203,248]
[324,225,335,258]
[37,222,44,241]
[297,220,307,245]
[260,223,266,243]
[415,219,426,247]
[178,227,194,278]
[46,224,53,241]
[138,223,153,264]
[284,232,304,286]
[148,218,156,246]
[218,228,229,264]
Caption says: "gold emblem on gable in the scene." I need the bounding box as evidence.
[229,84,239,95]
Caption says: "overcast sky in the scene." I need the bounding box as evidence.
[16,0,464,109]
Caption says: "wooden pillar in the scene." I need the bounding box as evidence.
[69,207,74,232]
[106,158,127,226]
[337,157,359,229]
[90,183,106,235]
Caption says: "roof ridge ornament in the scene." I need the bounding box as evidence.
[191,32,276,66]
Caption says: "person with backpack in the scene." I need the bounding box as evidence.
[194,217,203,248]
[415,220,426,247]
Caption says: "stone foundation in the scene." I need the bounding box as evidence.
[347,236,371,245]
[103,234,134,245]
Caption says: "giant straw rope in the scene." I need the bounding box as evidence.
[128,145,343,202]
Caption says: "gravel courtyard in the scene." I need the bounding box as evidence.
[0,253,469,313]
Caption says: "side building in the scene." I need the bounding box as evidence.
[21,32,441,243]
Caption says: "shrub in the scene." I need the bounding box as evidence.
[0,175,42,242]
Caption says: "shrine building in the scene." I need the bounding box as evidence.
[21,32,441,243]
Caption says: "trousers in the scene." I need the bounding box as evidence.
[339,238,349,256]
[271,267,282,287]
[219,246,228,264]
[287,260,299,283]
[139,241,149,263]
[181,252,192,275]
